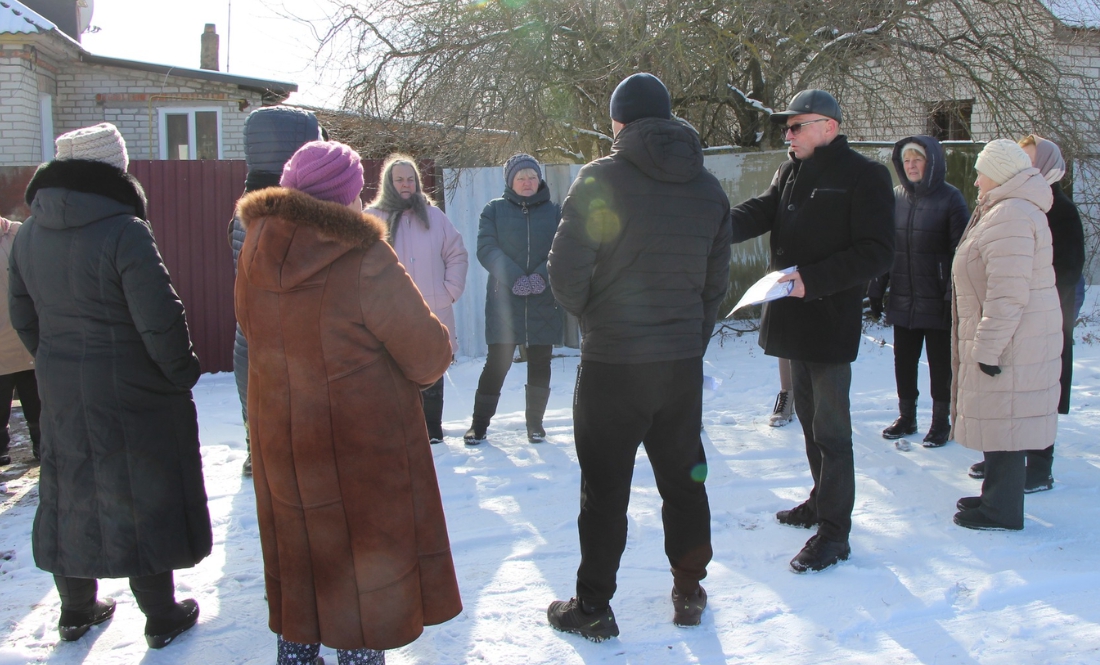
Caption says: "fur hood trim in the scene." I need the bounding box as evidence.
[25,160,147,220]
[237,187,386,251]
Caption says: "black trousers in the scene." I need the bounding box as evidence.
[475,344,552,395]
[892,325,951,403]
[1,369,41,453]
[791,360,855,542]
[979,451,1026,529]
[54,571,176,618]
[573,357,712,604]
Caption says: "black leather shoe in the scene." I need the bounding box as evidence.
[0,454,10,466]
[671,586,707,627]
[145,598,199,649]
[776,501,819,529]
[58,598,116,641]
[968,461,985,479]
[956,496,981,511]
[953,508,1022,531]
[547,597,619,642]
[882,415,918,440]
[790,534,850,573]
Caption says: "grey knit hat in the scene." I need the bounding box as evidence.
[55,122,129,171]
[504,153,541,189]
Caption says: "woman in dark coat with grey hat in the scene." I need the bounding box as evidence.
[9,123,209,648]
[868,136,969,446]
[464,155,563,445]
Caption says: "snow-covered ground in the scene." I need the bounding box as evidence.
[4,310,1100,664]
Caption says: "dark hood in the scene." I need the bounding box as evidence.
[25,159,147,230]
[503,181,552,207]
[891,135,947,197]
[24,159,147,228]
[611,117,704,183]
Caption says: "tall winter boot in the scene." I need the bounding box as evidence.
[464,392,500,445]
[882,399,918,440]
[1025,444,1055,493]
[422,381,445,444]
[922,400,951,447]
[525,385,551,443]
[28,422,41,461]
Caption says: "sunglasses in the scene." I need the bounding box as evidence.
[783,118,829,136]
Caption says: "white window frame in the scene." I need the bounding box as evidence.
[39,94,54,163]
[157,107,224,160]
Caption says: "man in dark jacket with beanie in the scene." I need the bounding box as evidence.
[228,106,321,475]
[731,90,894,573]
[546,72,732,640]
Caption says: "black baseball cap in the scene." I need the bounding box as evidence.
[770,90,843,125]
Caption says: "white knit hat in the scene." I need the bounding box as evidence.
[901,142,926,158]
[975,139,1032,185]
[55,122,129,171]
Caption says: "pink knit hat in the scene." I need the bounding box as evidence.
[280,141,364,205]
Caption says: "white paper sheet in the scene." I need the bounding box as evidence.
[726,266,797,316]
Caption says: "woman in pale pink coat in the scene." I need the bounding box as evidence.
[367,155,468,443]
[951,139,1062,531]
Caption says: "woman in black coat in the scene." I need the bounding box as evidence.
[868,135,969,446]
[8,123,211,648]
[464,154,563,444]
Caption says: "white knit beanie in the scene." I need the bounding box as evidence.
[901,142,926,158]
[55,122,129,171]
[975,139,1031,185]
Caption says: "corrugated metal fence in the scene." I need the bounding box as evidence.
[129,159,438,374]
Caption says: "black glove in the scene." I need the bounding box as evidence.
[979,362,1001,377]
[869,298,883,319]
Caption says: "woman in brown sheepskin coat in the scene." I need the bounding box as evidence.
[951,139,1062,532]
[234,141,461,663]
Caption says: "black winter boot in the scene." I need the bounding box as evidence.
[29,422,41,461]
[58,598,116,641]
[922,400,951,447]
[144,599,199,649]
[1025,445,1054,493]
[464,392,499,445]
[547,597,619,642]
[422,382,445,444]
[882,399,918,439]
[525,385,551,443]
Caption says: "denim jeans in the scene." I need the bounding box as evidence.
[791,360,855,542]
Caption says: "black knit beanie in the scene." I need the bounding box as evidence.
[610,73,672,124]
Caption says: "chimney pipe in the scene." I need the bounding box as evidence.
[200,24,219,71]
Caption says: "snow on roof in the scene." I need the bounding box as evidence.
[1040,0,1100,29]
[0,0,56,35]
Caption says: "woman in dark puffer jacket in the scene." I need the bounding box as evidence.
[464,154,563,445]
[868,136,969,446]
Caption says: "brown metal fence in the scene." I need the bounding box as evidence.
[132,159,438,374]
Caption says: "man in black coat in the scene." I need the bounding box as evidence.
[546,73,732,639]
[730,90,894,573]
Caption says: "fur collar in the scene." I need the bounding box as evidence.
[25,160,147,220]
[237,187,386,250]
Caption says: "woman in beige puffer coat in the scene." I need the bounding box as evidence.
[951,139,1062,531]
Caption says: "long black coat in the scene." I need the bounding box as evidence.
[478,183,564,346]
[9,160,211,578]
[868,135,970,330]
[731,136,895,363]
[1047,182,1086,414]
[549,117,732,364]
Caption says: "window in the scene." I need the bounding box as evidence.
[158,108,222,160]
[926,100,973,141]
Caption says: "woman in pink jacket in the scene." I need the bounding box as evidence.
[951,139,1062,531]
[367,155,469,443]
